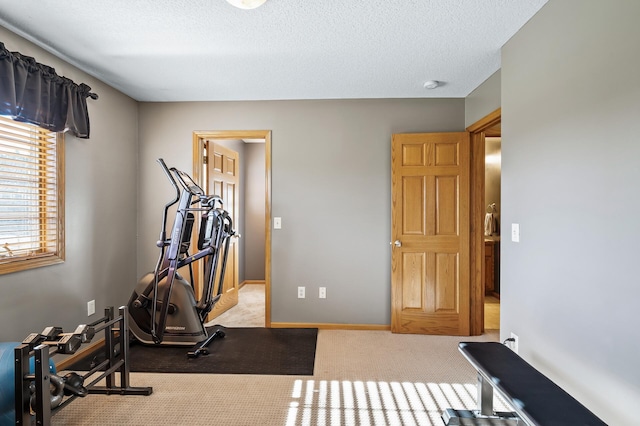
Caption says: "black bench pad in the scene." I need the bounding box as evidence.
[459,342,606,426]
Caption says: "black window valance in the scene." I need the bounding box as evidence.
[0,42,97,139]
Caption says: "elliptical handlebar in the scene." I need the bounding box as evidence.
[156,158,180,244]
[201,195,224,208]
[154,159,212,246]
[157,158,180,202]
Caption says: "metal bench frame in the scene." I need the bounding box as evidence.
[442,342,606,426]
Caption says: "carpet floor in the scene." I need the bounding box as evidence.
[51,286,507,425]
[53,330,505,425]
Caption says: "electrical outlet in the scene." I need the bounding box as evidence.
[87,300,95,316]
[510,332,519,354]
[297,286,305,299]
[319,287,326,299]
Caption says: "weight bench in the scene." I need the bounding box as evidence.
[442,342,606,426]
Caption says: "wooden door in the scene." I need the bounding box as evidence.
[206,142,239,320]
[391,132,470,335]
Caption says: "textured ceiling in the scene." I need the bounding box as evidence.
[0,0,547,102]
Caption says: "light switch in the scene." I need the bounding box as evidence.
[274,217,282,229]
[511,223,520,242]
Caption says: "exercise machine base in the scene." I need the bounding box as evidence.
[441,409,521,425]
[90,386,153,396]
[187,328,225,358]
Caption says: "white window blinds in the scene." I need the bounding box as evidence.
[0,115,64,272]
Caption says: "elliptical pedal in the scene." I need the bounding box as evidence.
[187,328,226,358]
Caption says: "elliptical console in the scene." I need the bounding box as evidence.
[128,159,234,353]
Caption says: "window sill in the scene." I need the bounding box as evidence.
[0,255,65,275]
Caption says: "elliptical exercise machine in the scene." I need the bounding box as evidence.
[128,158,235,357]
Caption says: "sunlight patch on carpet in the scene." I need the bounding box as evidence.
[285,379,511,426]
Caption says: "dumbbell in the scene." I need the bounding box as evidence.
[56,325,95,354]
[22,324,95,354]
[41,326,64,340]
[22,333,45,350]
[66,324,95,343]
[22,326,64,350]
[55,334,82,354]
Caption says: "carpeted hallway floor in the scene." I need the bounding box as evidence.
[484,295,500,330]
[206,283,266,328]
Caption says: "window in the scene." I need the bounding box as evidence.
[0,115,64,274]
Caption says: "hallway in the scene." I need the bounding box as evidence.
[484,295,500,330]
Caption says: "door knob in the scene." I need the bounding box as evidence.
[394,240,402,248]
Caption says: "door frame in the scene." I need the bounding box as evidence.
[467,108,501,335]
[192,130,273,327]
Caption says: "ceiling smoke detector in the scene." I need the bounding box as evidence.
[226,0,267,9]
[423,80,440,90]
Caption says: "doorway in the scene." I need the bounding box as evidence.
[467,109,501,334]
[484,135,501,330]
[191,130,272,327]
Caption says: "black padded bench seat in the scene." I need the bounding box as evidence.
[442,342,606,426]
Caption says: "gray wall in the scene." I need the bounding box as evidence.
[465,70,501,127]
[501,1,640,423]
[244,143,266,281]
[138,99,464,325]
[0,27,139,341]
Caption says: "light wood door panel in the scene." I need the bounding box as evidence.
[206,142,239,320]
[391,132,470,335]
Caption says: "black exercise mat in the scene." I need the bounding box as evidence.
[66,327,317,375]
